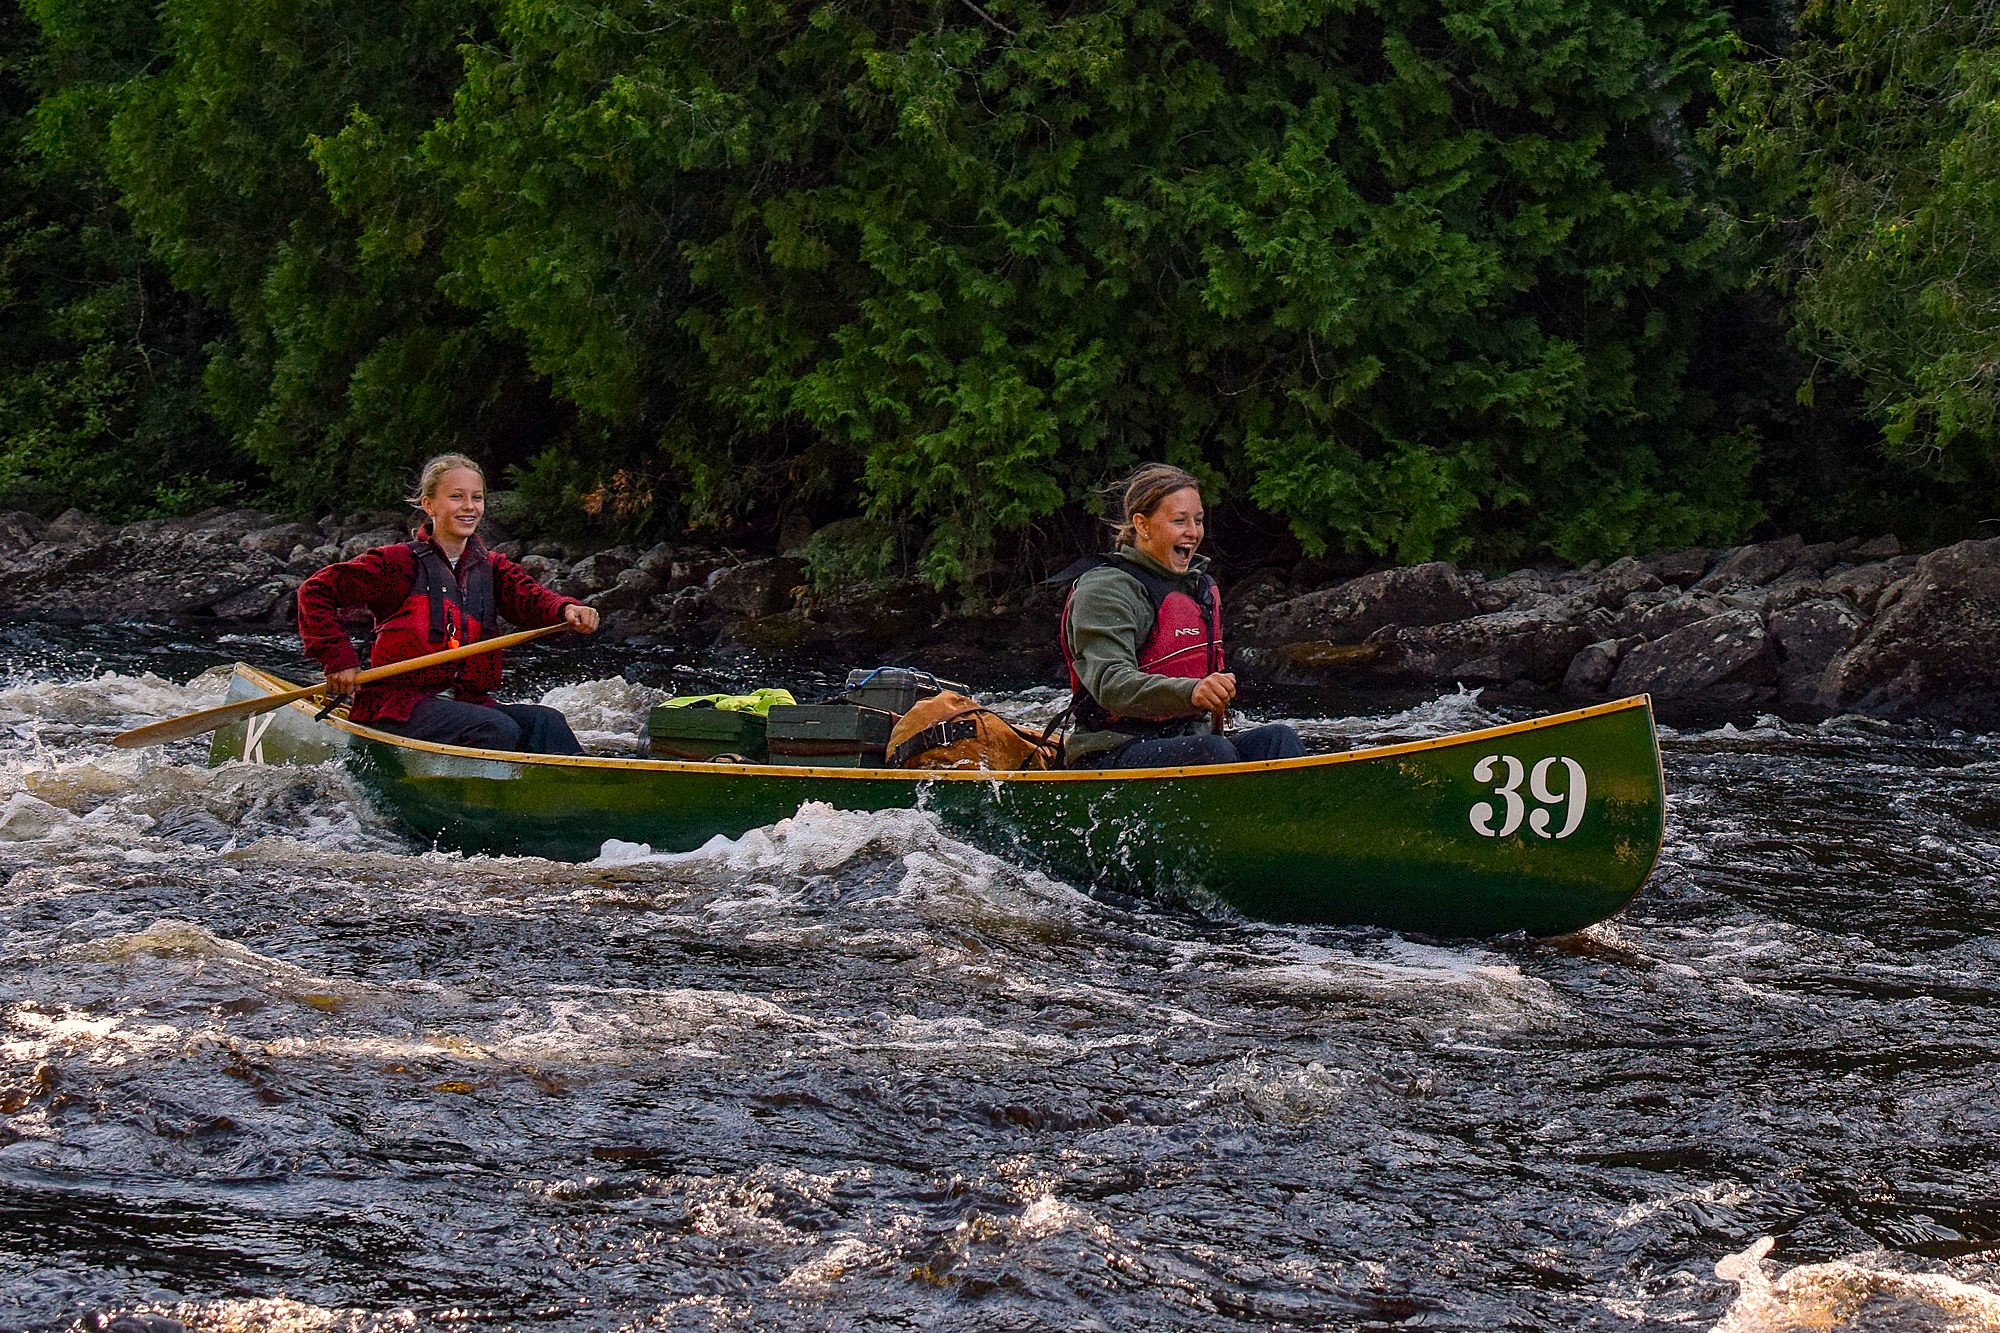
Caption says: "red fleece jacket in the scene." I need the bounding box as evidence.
[295,530,577,723]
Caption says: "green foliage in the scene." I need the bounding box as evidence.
[57,0,576,515]
[416,0,1755,576]
[797,517,909,593]
[10,0,1865,568]
[1713,0,2000,460]
[0,0,243,519]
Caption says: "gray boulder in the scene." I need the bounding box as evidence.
[239,521,320,558]
[1820,537,2000,725]
[1561,636,1642,698]
[1608,609,1777,703]
[0,512,46,555]
[1376,609,1598,687]
[338,528,405,560]
[1639,547,1718,587]
[1608,590,1733,641]
[705,556,807,619]
[1251,561,1479,646]
[1819,555,1921,615]
[1696,535,1805,593]
[1768,597,1865,708]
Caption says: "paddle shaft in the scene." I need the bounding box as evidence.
[110,621,573,749]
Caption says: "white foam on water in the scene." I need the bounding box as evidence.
[0,790,71,840]
[778,1235,889,1290]
[0,739,404,864]
[0,665,232,731]
[831,1012,1081,1062]
[1204,934,1567,1032]
[492,989,810,1064]
[1613,1181,1755,1229]
[592,800,932,875]
[105,1297,417,1332]
[593,800,1090,930]
[1713,1236,2000,1332]
[537,674,668,754]
[1277,685,1503,746]
[0,1004,186,1066]
[1200,1057,1360,1123]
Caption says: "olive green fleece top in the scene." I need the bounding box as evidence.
[1062,544,1215,763]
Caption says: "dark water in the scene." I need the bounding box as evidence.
[3,623,1999,1332]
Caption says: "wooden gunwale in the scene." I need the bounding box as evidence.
[227,663,1657,784]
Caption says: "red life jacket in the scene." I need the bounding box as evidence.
[364,537,501,702]
[1058,554,1223,734]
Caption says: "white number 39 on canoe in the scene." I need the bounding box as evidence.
[1470,755,1588,840]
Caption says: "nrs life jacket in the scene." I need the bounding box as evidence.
[1057,554,1223,734]
[366,538,501,700]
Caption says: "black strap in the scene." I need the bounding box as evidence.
[888,716,984,767]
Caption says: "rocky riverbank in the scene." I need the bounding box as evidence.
[1,507,1996,727]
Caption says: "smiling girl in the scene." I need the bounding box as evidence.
[295,454,600,754]
[1058,463,1305,768]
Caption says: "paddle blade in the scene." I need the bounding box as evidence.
[111,682,319,749]
[111,618,577,750]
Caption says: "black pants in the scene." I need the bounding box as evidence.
[378,695,584,755]
[1099,722,1306,769]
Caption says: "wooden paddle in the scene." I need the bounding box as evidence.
[111,622,575,749]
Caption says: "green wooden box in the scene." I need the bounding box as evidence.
[646,704,768,762]
[765,704,897,767]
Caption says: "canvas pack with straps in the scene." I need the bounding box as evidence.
[885,691,1060,772]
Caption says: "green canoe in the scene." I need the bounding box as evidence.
[208,664,1666,937]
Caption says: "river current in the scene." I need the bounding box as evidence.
[2,622,1997,1331]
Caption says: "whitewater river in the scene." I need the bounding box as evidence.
[3,622,1998,1331]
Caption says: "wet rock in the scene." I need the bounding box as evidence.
[1848,534,1903,560]
[1639,547,1718,587]
[1375,610,1597,687]
[1251,561,1479,646]
[1561,637,1640,698]
[1266,640,1390,676]
[238,521,319,558]
[705,556,807,619]
[1608,590,1733,641]
[204,576,300,623]
[1696,535,1805,593]
[0,511,46,554]
[1818,556,1921,615]
[1820,537,2000,726]
[633,543,676,580]
[589,567,661,615]
[565,551,634,596]
[44,508,103,543]
[1768,597,1865,708]
[0,529,286,619]
[332,509,406,541]
[514,554,563,585]
[1227,567,1294,623]
[288,543,339,574]
[669,552,729,593]
[1467,567,1569,613]
[337,528,404,560]
[1608,609,1776,702]
[185,507,277,540]
[1576,557,1664,609]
